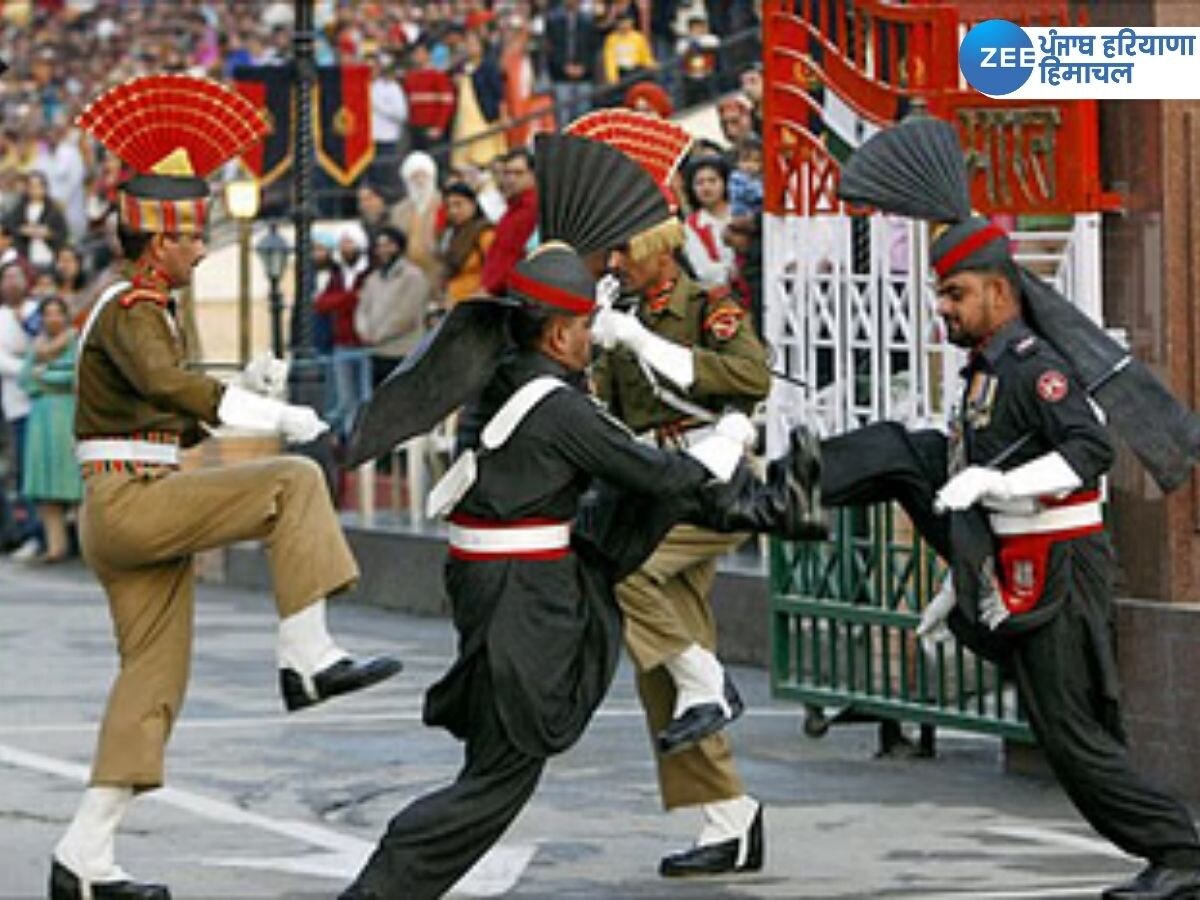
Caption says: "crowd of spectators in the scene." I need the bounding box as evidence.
[0,0,762,223]
[312,87,764,444]
[0,0,766,536]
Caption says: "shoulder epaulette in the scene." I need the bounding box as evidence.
[119,288,170,309]
[1010,332,1040,358]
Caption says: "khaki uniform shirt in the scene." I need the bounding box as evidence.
[75,285,222,443]
[593,274,770,435]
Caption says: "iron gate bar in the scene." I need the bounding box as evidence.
[771,496,1036,743]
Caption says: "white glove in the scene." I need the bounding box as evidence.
[935,453,1083,514]
[591,305,695,388]
[219,385,329,443]
[934,466,1011,513]
[594,273,621,310]
[279,405,329,443]
[237,351,289,399]
[916,574,957,644]
[591,305,643,351]
[1001,451,1081,500]
[686,412,755,481]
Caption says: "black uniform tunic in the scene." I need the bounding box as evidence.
[347,349,712,900]
[428,350,711,756]
[817,318,1200,870]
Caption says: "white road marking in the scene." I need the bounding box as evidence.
[923,885,1115,899]
[0,741,535,897]
[984,824,1133,860]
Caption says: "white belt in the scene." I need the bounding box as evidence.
[447,521,570,555]
[989,501,1103,536]
[76,439,180,466]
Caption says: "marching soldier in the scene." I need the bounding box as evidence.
[340,131,823,899]
[340,244,763,900]
[563,108,818,880]
[822,117,1200,900]
[50,75,400,900]
[571,111,775,877]
[591,228,773,877]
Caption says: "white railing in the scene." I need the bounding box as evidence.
[351,416,457,529]
[764,209,1103,446]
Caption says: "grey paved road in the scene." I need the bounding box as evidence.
[0,558,1149,898]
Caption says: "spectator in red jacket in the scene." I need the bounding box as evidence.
[480,147,538,296]
[402,38,455,157]
[314,223,373,437]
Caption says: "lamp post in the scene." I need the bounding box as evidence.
[225,179,260,365]
[287,0,336,486]
[290,0,318,406]
[255,222,291,359]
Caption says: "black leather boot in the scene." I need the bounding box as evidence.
[697,426,827,541]
[49,859,170,900]
[656,675,745,756]
[1102,863,1200,899]
[659,804,765,877]
[281,655,402,712]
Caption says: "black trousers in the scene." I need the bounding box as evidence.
[821,421,1200,868]
[345,661,546,900]
[1008,554,1200,868]
[820,421,953,559]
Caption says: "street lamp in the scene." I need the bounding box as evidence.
[290,0,320,411]
[225,178,260,365]
[255,222,291,359]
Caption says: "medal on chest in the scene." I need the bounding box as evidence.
[964,371,998,431]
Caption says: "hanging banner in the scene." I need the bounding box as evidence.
[232,65,295,186]
[314,64,374,186]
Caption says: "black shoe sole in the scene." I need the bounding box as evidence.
[49,859,171,900]
[281,656,403,712]
[657,706,730,756]
[658,680,747,757]
[659,806,764,878]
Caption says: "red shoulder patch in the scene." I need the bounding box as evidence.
[119,288,170,309]
[1036,369,1069,403]
[703,303,744,342]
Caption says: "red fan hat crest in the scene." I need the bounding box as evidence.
[566,109,692,261]
[77,74,269,235]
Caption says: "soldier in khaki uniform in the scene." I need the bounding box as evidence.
[592,219,772,877]
[50,76,400,900]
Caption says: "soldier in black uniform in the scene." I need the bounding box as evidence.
[336,129,815,900]
[339,244,770,900]
[800,214,1200,900]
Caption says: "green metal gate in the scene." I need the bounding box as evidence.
[770,507,1033,742]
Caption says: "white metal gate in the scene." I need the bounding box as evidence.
[763,211,1104,444]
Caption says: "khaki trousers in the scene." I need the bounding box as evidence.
[80,456,359,788]
[617,524,749,810]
